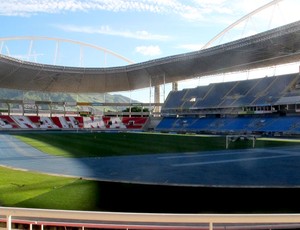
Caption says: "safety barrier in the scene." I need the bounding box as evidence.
[1,207,300,230]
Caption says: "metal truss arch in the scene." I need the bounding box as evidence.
[202,0,285,49]
[0,36,135,66]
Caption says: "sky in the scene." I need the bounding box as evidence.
[0,0,300,102]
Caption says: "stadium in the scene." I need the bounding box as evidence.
[1,0,300,229]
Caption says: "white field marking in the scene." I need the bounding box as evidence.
[171,154,297,167]
[160,146,300,161]
[158,150,250,160]
[259,148,300,155]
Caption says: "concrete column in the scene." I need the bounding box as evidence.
[154,85,160,114]
[172,82,178,91]
[154,85,160,104]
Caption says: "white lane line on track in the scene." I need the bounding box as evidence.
[158,150,247,160]
[260,148,300,155]
[172,154,296,167]
[160,147,300,161]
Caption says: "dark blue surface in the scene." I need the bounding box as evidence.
[1,134,300,187]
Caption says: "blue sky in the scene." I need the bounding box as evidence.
[0,0,300,102]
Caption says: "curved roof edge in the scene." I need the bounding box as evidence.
[0,20,300,93]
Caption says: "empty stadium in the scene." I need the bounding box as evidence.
[1,2,300,230]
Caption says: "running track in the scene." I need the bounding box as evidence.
[1,134,300,187]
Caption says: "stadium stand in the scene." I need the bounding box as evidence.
[2,73,300,134]
[0,115,148,130]
[157,72,300,135]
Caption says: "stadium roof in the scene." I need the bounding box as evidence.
[1,20,300,94]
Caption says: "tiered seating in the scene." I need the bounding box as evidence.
[228,79,262,107]
[161,73,300,112]
[251,74,298,106]
[195,81,237,108]
[0,115,18,128]
[0,115,148,130]
[163,90,187,109]
[156,116,300,134]
[158,73,300,135]
[190,117,216,131]
[155,117,178,130]
[122,117,148,129]
[181,85,213,109]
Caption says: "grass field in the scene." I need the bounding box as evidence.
[2,132,300,212]
[13,132,300,158]
[2,165,300,213]
[14,132,227,157]
[0,166,101,210]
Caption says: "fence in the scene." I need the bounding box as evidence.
[1,207,300,230]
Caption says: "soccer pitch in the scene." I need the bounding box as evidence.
[1,132,300,212]
[13,132,300,158]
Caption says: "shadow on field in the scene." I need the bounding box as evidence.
[10,132,300,213]
[97,181,300,213]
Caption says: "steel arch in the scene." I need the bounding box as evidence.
[202,0,284,49]
[0,36,135,65]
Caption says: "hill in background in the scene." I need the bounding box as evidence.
[0,88,140,113]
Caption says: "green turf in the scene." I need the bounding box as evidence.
[2,165,300,213]
[14,132,300,158]
[0,166,100,210]
[5,132,300,212]
[14,132,225,157]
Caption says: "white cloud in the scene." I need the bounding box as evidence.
[2,0,298,53]
[0,0,83,16]
[2,0,298,27]
[135,45,161,56]
[54,24,170,41]
[0,0,181,17]
[0,0,246,21]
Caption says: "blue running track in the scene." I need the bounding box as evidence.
[1,134,300,187]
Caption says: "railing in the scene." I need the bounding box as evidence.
[1,207,300,230]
